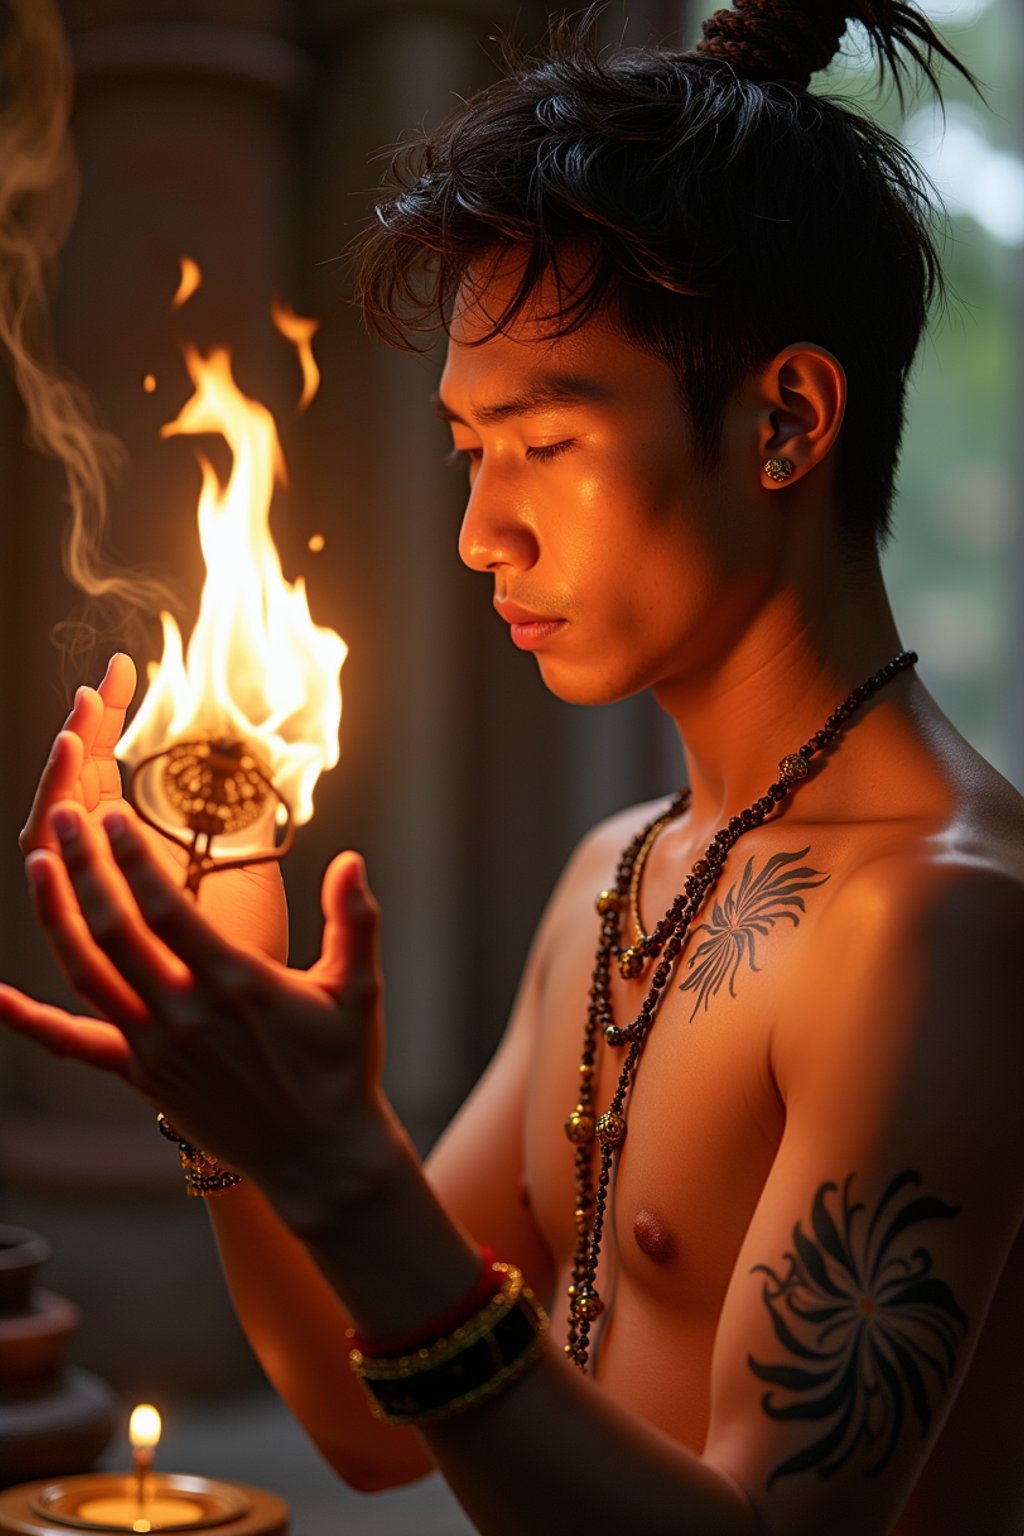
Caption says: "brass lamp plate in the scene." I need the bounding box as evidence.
[30,1473,249,1531]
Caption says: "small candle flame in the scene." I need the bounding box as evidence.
[129,1404,162,1451]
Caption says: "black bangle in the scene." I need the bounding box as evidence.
[351,1266,549,1425]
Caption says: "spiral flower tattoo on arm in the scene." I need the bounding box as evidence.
[749,1171,968,1487]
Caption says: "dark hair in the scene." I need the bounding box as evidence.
[356,2,977,550]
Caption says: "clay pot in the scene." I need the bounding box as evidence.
[0,1225,118,1488]
[0,1230,51,1316]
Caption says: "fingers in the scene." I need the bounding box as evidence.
[315,851,381,1001]
[93,651,137,762]
[96,652,137,713]
[81,653,138,805]
[25,849,150,1029]
[20,729,86,855]
[20,654,137,853]
[42,806,190,1022]
[0,984,132,1074]
[101,812,251,980]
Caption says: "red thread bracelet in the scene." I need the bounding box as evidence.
[349,1248,503,1359]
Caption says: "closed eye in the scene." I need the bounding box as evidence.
[526,439,576,462]
[445,439,576,471]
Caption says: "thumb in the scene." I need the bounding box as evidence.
[315,850,380,995]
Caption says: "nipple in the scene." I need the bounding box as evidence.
[632,1208,677,1264]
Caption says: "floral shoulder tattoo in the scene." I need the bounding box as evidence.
[679,846,830,1020]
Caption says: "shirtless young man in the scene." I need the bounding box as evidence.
[3,2,1023,1533]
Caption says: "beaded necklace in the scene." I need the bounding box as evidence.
[563,650,918,1370]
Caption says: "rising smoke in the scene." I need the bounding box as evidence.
[0,0,176,673]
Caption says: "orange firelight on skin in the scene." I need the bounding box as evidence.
[143,373,157,393]
[116,276,346,849]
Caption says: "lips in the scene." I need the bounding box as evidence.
[494,599,561,625]
[494,598,567,653]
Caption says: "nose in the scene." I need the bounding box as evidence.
[457,468,539,574]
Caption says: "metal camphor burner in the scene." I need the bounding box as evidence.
[114,260,346,895]
[128,736,294,896]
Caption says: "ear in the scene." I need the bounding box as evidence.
[755,343,846,490]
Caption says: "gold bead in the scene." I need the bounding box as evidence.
[578,1063,595,1083]
[595,889,620,915]
[778,752,809,783]
[617,946,644,980]
[596,1110,627,1148]
[572,1288,604,1321]
[564,1106,595,1145]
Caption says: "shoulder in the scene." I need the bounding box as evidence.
[813,838,1024,962]
[536,792,681,924]
[776,843,1024,1114]
[562,792,679,890]
[529,792,678,973]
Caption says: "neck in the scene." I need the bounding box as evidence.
[653,550,908,830]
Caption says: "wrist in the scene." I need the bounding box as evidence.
[262,1091,411,1247]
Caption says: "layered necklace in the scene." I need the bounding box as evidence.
[564,650,918,1370]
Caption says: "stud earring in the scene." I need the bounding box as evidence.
[764,456,794,483]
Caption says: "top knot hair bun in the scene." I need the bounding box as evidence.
[697,0,846,87]
[696,0,970,95]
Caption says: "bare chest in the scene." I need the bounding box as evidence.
[524,834,837,1316]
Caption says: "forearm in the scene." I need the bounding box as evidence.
[425,1349,757,1536]
[282,1109,757,1536]
[206,1178,433,1491]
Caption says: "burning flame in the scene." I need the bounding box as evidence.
[172,256,201,310]
[271,300,321,413]
[116,305,346,841]
[129,1404,161,1451]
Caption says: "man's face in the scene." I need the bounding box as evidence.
[437,257,774,707]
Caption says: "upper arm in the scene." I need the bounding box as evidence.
[423,908,556,1295]
[424,801,670,1303]
[701,859,1024,1536]
[423,825,590,1298]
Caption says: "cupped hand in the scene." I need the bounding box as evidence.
[20,653,287,964]
[0,805,383,1229]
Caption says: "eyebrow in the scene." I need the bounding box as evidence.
[431,374,609,427]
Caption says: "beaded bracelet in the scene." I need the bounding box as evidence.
[156,1113,242,1198]
[350,1262,549,1425]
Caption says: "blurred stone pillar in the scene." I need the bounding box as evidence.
[0,0,312,1397]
